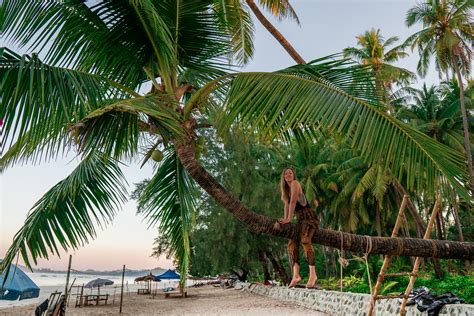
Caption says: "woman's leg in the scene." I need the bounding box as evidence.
[301,222,318,288]
[288,239,302,288]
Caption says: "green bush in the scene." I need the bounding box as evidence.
[343,273,473,304]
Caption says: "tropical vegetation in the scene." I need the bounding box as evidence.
[0,0,472,293]
[404,0,473,192]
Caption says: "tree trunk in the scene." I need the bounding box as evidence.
[436,213,444,241]
[266,251,290,284]
[452,199,465,242]
[393,180,424,239]
[246,0,305,64]
[231,268,248,282]
[257,250,271,282]
[175,138,474,260]
[452,52,474,195]
[452,199,471,270]
[375,204,382,237]
[330,246,337,276]
[322,246,329,277]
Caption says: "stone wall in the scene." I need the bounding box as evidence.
[238,283,473,315]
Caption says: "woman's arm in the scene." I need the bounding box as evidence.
[287,181,300,221]
[278,200,290,224]
[278,181,300,224]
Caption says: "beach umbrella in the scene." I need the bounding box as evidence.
[155,269,180,280]
[84,278,114,288]
[0,262,40,300]
[135,274,160,293]
[134,274,157,282]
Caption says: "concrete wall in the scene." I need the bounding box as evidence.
[237,283,473,315]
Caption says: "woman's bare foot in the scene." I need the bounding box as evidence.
[306,277,317,289]
[288,276,302,288]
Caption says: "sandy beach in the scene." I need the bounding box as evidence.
[0,285,326,315]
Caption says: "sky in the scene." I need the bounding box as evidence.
[1,0,440,271]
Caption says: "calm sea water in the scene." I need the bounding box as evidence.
[0,272,181,309]
[28,272,139,287]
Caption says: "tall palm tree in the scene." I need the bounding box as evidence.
[1,0,473,283]
[398,83,472,153]
[343,28,414,110]
[397,81,474,242]
[405,0,474,191]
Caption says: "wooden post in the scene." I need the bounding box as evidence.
[66,278,76,307]
[399,195,442,316]
[119,265,125,313]
[63,255,72,313]
[369,195,408,316]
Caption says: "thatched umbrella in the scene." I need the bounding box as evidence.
[134,274,159,293]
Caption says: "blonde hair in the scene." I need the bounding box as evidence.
[280,167,298,202]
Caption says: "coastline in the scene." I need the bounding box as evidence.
[0,272,172,310]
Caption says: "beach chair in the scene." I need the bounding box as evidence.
[35,299,49,316]
[45,291,63,316]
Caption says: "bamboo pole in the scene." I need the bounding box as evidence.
[369,195,409,316]
[399,195,442,316]
[119,265,125,313]
[63,255,72,314]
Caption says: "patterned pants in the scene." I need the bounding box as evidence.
[288,207,319,266]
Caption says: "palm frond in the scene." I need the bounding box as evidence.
[136,148,197,286]
[257,0,300,24]
[0,153,128,280]
[71,96,183,159]
[2,0,235,88]
[131,0,175,88]
[171,0,234,72]
[280,56,380,104]
[0,47,129,164]
[352,166,376,200]
[214,0,255,65]
[1,0,148,87]
[194,59,469,200]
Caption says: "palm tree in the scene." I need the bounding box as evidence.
[398,83,472,153]
[343,28,414,110]
[397,81,474,242]
[1,0,473,283]
[405,0,474,191]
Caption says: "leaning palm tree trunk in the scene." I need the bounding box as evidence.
[175,137,474,260]
[246,0,305,64]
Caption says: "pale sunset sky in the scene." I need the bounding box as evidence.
[1,0,439,271]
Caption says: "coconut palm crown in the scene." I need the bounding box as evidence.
[344,28,414,88]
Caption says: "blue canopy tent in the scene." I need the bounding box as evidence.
[0,261,40,300]
[155,269,180,281]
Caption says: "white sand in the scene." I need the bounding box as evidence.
[0,285,326,315]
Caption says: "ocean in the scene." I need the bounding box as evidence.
[0,272,181,309]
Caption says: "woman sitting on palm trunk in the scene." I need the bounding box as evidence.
[278,167,319,288]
